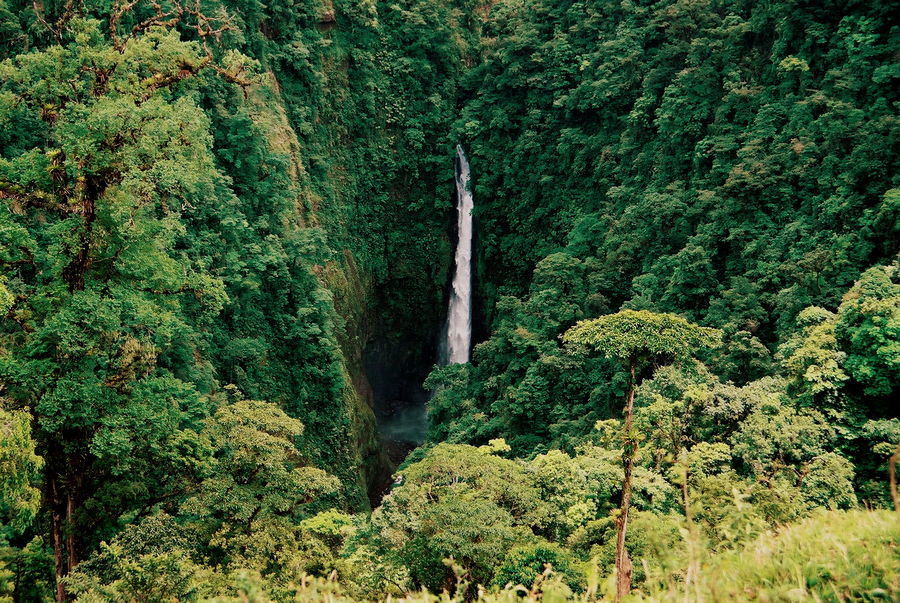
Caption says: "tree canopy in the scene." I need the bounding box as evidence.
[563,310,721,366]
[0,0,897,600]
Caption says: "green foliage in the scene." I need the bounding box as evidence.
[780,306,849,405]
[67,543,210,603]
[63,510,896,602]
[0,0,897,600]
[426,256,622,455]
[68,400,341,597]
[492,542,583,592]
[181,400,340,570]
[834,262,900,399]
[573,511,684,587]
[366,443,539,592]
[563,310,721,367]
[0,0,483,591]
[781,261,900,411]
[649,510,900,602]
[0,278,11,316]
[0,537,54,603]
[431,0,900,460]
[0,21,241,594]
[0,405,41,532]
[0,405,48,601]
[460,0,898,333]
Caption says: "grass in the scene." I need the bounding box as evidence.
[208,510,899,602]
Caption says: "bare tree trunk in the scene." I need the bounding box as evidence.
[50,477,66,603]
[615,358,637,602]
[890,442,899,515]
[66,492,77,575]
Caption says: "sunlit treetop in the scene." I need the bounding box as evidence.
[562,309,721,364]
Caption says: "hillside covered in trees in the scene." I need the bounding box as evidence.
[0,0,897,601]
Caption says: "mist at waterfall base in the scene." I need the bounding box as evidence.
[365,341,430,461]
[371,146,474,459]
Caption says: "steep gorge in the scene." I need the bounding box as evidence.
[1,0,898,598]
[197,0,481,503]
[0,0,480,511]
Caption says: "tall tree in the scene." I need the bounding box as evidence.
[0,12,243,599]
[563,310,719,600]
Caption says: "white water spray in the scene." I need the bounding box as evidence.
[445,145,474,364]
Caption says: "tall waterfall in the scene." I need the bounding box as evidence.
[445,145,474,364]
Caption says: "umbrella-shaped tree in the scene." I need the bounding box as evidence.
[563,310,720,600]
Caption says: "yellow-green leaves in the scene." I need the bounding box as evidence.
[0,275,11,315]
[0,405,43,532]
[780,306,849,404]
[563,309,721,365]
[777,55,810,72]
[781,262,899,403]
[835,262,900,397]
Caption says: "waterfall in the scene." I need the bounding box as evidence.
[445,145,474,364]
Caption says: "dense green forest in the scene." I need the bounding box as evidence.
[0,0,897,601]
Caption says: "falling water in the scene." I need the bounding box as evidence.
[372,147,473,460]
[445,145,474,364]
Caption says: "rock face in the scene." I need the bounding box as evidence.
[217,0,475,507]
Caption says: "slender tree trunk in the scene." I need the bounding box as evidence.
[50,477,66,603]
[615,358,637,602]
[66,491,77,575]
[890,442,899,515]
[47,446,84,602]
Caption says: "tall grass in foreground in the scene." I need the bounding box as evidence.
[206,510,898,602]
[647,509,899,602]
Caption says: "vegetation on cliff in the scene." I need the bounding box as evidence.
[0,0,897,600]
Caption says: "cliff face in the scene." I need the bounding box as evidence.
[231,72,387,507]
[192,0,479,505]
[0,0,476,507]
